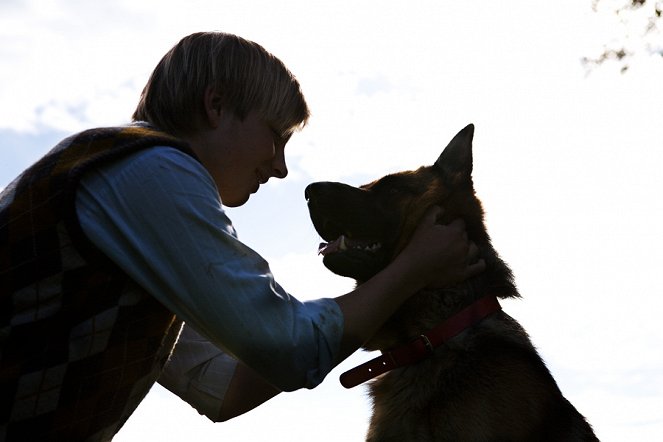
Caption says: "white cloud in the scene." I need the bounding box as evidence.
[0,0,180,132]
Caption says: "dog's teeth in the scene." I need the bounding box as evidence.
[339,235,347,251]
[357,242,381,252]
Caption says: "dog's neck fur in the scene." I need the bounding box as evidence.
[363,246,518,352]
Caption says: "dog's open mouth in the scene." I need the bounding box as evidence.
[316,234,386,281]
[318,235,382,256]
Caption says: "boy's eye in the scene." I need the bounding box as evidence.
[270,127,291,146]
[268,125,281,138]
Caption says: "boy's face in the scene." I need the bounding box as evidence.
[197,110,288,207]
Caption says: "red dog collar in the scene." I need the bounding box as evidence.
[340,295,502,388]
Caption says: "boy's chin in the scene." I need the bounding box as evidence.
[221,192,251,208]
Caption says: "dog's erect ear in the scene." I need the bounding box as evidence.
[434,123,474,185]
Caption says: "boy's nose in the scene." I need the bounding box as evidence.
[272,149,288,179]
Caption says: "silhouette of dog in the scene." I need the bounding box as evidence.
[306,124,598,441]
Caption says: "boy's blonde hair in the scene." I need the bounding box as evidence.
[133,32,310,139]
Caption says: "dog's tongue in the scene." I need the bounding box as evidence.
[318,235,345,256]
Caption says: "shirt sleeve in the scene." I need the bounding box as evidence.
[157,324,238,421]
[74,146,344,392]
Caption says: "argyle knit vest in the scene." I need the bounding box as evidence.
[0,125,195,441]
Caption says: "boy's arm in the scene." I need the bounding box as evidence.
[219,207,484,419]
[218,363,281,421]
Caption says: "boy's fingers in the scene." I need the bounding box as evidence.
[466,259,486,278]
[468,242,479,261]
[423,205,444,224]
[446,217,466,231]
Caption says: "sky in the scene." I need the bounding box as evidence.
[1,0,662,440]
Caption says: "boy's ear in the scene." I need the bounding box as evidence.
[203,86,224,128]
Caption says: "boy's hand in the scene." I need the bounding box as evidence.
[398,206,485,288]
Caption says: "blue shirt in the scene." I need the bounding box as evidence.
[75,146,344,395]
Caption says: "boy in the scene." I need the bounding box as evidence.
[0,32,483,440]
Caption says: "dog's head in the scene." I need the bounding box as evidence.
[306,124,517,315]
[309,124,498,271]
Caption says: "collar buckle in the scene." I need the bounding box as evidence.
[418,334,435,354]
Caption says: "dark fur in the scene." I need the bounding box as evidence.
[306,125,598,441]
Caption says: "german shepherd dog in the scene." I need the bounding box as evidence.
[305,125,598,441]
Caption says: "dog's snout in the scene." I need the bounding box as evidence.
[306,181,368,206]
[304,184,313,202]
[305,182,330,203]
